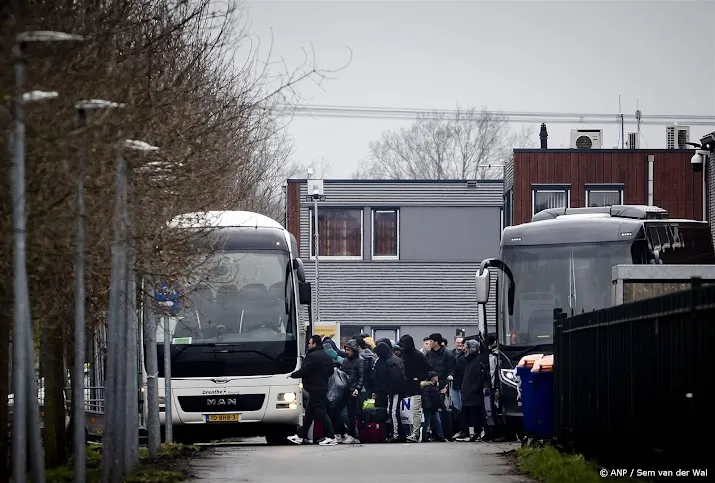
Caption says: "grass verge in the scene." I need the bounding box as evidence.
[514,445,641,483]
[38,442,204,483]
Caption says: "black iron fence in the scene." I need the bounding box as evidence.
[553,278,714,472]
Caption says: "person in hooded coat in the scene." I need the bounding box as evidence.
[455,339,486,442]
[398,335,432,443]
[331,339,364,444]
[372,337,393,408]
[374,341,407,442]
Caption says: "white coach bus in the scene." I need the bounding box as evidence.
[144,211,312,445]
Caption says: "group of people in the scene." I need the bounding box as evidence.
[287,331,502,446]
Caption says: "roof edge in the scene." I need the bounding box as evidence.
[286,178,504,184]
[513,148,694,153]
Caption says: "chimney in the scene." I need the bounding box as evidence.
[539,123,548,149]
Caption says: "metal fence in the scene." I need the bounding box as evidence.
[553,278,713,472]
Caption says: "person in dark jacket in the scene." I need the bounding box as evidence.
[448,336,466,411]
[288,335,338,445]
[374,341,406,442]
[331,339,364,444]
[398,335,432,442]
[455,339,485,442]
[425,333,456,392]
[420,371,446,442]
[372,337,393,408]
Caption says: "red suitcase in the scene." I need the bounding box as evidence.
[357,421,387,443]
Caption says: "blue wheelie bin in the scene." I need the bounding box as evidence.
[517,365,538,436]
[533,358,554,439]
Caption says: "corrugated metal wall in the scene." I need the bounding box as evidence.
[299,262,498,333]
[298,181,503,206]
[294,180,502,334]
[504,158,514,192]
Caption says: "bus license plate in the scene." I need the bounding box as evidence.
[206,414,240,423]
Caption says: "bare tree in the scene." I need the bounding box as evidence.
[0,0,349,474]
[352,105,534,180]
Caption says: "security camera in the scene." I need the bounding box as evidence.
[312,187,319,196]
[691,149,709,173]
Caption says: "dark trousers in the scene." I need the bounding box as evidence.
[422,410,444,439]
[298,392,335,439]
[460,404,484,435]
[329,394,358,437]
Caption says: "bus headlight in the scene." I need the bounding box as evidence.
[278,392,296,402]
[500,369,518,388]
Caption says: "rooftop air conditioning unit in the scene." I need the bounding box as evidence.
[627,132,639,149]
[666,125,690,149]
[570,129,603,149]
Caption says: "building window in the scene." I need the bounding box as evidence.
[309,208,363,258]
[373,328,399,343]
[372,209,399,258]
[340,325,365,349]
[532,184,571,217]
[585,183,624,207]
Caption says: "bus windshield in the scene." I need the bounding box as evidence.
[497,241,636,347]
[158,249,295,343]
[153,249,299,377]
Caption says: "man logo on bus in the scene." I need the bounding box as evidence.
[207,398,237,406]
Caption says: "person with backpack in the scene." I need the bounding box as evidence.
[374,341,407,442]
[331,339,364,444]
[355,335,377,397]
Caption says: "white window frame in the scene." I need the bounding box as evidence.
[308,207,364,260]
[372,327,400,341]
[371,209,400,260]
[532,184,571,217]
[585,184,624,207]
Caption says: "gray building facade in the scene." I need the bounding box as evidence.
[285,179,503,347]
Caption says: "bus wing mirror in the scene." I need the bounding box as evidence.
[293,257,306,283]
[298,281,312,305]
[475,270,490,304]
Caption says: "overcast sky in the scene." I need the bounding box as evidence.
[243,0,715,178]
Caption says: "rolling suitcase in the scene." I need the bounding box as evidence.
[357,421,387,443]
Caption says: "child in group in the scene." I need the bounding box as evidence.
[419,371,446,442]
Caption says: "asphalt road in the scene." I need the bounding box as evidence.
[187,439,533,482]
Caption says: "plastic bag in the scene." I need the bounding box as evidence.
[327,367,349,405]
[362,398,376,410]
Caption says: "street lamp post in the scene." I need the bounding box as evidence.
[102,137,159,482]
[72,99,124,483]
[11,29,83,483]
[123,139,159,470]
[306,173,326,325]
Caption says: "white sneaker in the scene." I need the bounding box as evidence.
[287,435,303,445]
[318,437,338,446]
[341,435,357,444]
[334,434,343,443]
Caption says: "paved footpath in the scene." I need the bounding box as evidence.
[187,439,535,483]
